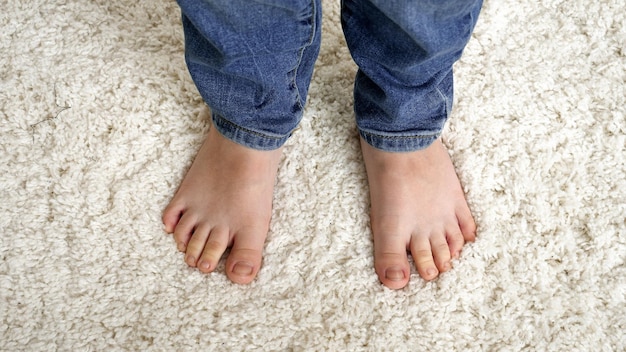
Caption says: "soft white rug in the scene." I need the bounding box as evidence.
[2,0,625,350]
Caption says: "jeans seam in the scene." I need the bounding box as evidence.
[435,84,451,118]
[291,0,318,111]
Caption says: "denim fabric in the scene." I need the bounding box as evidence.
[178,0,322,150]
[343,0,483,151]
[177,0,481,152]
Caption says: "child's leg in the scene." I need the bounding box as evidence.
[164,0,321,284]
[342,0,483,288]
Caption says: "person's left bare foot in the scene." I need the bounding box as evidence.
[361,138,476,289]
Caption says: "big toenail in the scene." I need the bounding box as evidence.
[233,262,253,276]
[385,267,405,281]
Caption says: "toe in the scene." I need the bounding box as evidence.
[162,201,184,234]
[197,227,230,273]
[172,212,197,252]
[374,233,410,289]
[410,235,439,281]
[225,230,266,285]
[184,224,212,267]
[430,232,452,273]
[446,227,466,259]
[457,206,477,242]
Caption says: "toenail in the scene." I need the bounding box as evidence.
[199,261,210,270]
[232,262,254,276]
[385,267,405,281]
[443,262,452,271]
[185,255,196,265]
[177,242,186,251]
[427,268,438,277]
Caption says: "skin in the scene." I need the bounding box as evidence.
[360,137,476,289]
[162,123,281,284]
[163,122,476,288]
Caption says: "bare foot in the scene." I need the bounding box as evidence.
[162,123,281,284]
[361,138,476,289]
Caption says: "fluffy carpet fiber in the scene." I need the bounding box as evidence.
[1,0,625,350]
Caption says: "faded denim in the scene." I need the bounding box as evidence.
[177,0,482,152]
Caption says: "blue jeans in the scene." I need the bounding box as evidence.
[177,0,482,152]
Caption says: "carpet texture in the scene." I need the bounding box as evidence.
[1,0,625,350]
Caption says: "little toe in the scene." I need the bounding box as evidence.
[410,236,439,281]
[225,230,266,284]
[457,206,477,242]
[197,227,230,273]
[162,201,184,234]
[374,233,411,289]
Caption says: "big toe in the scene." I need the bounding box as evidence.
[225,231,265,285]
[374,236,411,290]
[376,255,410,290]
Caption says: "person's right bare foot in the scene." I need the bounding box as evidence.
[162,122,282,284]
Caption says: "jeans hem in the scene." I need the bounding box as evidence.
[359,128,440,152]
[212,114,291,151]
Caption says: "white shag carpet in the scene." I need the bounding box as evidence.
[1,0,625,350]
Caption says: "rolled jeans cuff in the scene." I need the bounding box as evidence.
[359,128,441,152]
[212,113,291,151]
